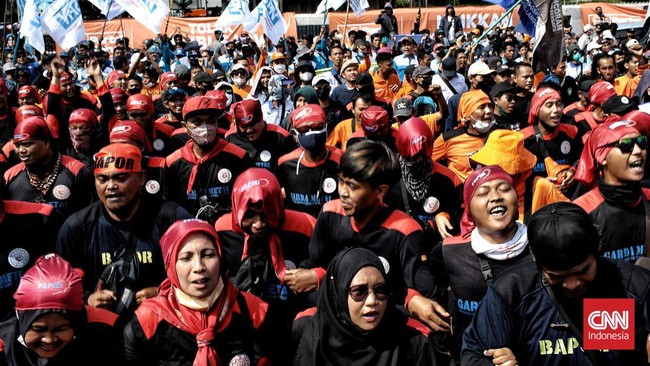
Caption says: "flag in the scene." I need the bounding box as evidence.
[20,0,45,53]
[483,0,518,11]
[259,0,287,44]
[87,0,125,20]
[315,0,347,15]
[516,0,564,72]
[40,0,86,50]
[350,0,369,17]
[216,0,257,30]
[114,0,169,34]
[243,1,264,32]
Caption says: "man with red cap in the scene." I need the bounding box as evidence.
[106,70,127,91]
[62,108,101,168]
[574,121,649,263]
[152,71,180,117]
[17,86,40,107]
[521,86,581,196]
[215,168,315,360]
[0,254,122,365]
[4,116,93,218]
[225,99,297,171]
[277,104,342,218]
[573,81,624,136]
[126,93,175,157]
[57,143,192,316]
[165,95,252,222]
[345,105,399,152]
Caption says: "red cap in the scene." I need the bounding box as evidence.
[159,71,178,86]
[462,165,513,235]
[106,70,126,87]
[60,71,73,85]
[15,105,44,124]
[14,254,83,311]
[396,117,433,158]
[232,168,284,233]
[528,87,562,126]
[360,106,390,135]
[127,94,154,115]
[205,90,228,109]
[291,104,327,129]
[109,120,147,145]
[160,219,222,289]
[182,95,224,120]
[94,143,143,174]
[69,108,98,126]
[588,81,616,106]
[110,87,128,104]
[14,116,52,143]
[623,110,650,137]
[232,99,263,127]
[0,79,7,96]
[17,85,40,101]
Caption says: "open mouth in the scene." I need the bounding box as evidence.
[362,310,379,322]
[489,206,507,218]
[629,159,644,172]
[192,277,210,289]
[39,342,61,351]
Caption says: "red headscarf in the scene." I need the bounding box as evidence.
[396,117,433,158]
[231,168,287,282]
[623,110,650,137]
[14,254,83,311]
[110,120,147,145]
[159,71,178,87]
[140,219,239,366]
[575,120,640,189]
[106,70,126,88]
[528,87,562,126]
[17,85,40,102]
[69,108,98,126]
[231,99,263,127]
[588,81,616,109]
[15,105,44,124]
[14,116,52,143]
[291,104,327,129]
[183,94,226,120]
[110,87,128,104]
[127,94,154,115]
[461,165,513,236]
[360,106,390,136]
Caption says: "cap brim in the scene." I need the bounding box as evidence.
[442,70,456,78]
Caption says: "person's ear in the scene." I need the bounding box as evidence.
[375,184,390,200]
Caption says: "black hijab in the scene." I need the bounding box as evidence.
[295,247,416,366]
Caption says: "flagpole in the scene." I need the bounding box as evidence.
[472,0,522,46]
[100,0,115,42]
[2,0,8,62]
[342,0,351,46]
[164,0,172,36]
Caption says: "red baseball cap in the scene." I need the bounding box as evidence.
[588,81,616,106]
[127,94,154,115]
[291,104,327,129]
[360,106,390,135]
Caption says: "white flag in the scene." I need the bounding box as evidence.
[259,0,287,44]
[350,0,369,17]
[244,2,264,32]
[114,0,169,34]
[87,0,125,20]
[40,0,86,50]
[315,0,347,15]
[215,0,257,30]
[20,0,45,53]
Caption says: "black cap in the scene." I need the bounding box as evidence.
[580,79,596,93]
[441,58,457,78]
[495,65,512,75]
[193,71,212,83]
[489,82,524,99]
[212,70,225,81]
[601,95,638,115]
[528,202,600,270]
[162,87,187,101]
[356,72,373,85]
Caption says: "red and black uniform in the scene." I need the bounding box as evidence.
[55,199,192,301]
[142,156,165,200]
[574,185,650,263]
[441,235,532,357]
[0,201,64,319]
[44,83,96,149]
[521,124,581,178]
[276,146,342,218]
[301,200,438,303]
[164,139,252,216]
[225,124,297,171]
[143,122,175,158]
[563,101,587,118]
[3,155,94,218]
[0,306,121,366]
[155,115,190,152]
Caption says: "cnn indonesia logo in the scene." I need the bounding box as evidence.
[583,299,635,350]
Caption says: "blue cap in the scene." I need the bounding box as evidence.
[60,51,69,57]
[187,50,200,58]
[174,48,186,57]
[147,45,162,54]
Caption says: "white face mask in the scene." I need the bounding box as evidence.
[273,64,286,74]
[471,117,495,133]
[232,77,246,86]
[190,124,218,146]
[145,82,155,88]
[299,72,314,82]
[225,93,233,106]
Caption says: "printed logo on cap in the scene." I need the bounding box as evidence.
[397,102,407,109]
[423,196,440,214]
[240,114,254,123]
[52,185,71,200]
[560,140,571,155]
[153,139,165,151]
[240,178,270,192]
[146,180,161,194]
[378,256,390,274]
[322,177,337,194]
[293,107,313,121]
[8,248,29,269]
[218,168,232,184]
[111,125,132,134]
[411,135,426,148]
[229,354,251,366]
[259,150,272,162]
[471,168,491,187]
[130,100,146,106]
[609,121,635,130]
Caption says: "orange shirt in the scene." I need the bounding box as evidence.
[372,70,401,105]
[326,118,362,149]
[142,84,162,98]
[394,81,413,100]
[233,84,251,99]
[614,74,640,98]
[432,129,487,182]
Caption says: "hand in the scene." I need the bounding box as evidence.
[430,83,443,97]
[284,268,318,293]
[484,348,517,366]
[88,289,116,309]
[390,83,400,93]
[557,168,575,190]
[50,56,66,78]
[135,286,159,304]
[435,215,454,239]
[406,295,451,332]
[85,58,103,79]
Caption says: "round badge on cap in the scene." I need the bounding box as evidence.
[259,150,272,162]
[218,168,232,184]
[229,354,251,366]
[322,177,337,194]
[423,196,440,214]
[560,140,571,155]
[378,256,390,274]
[146,180,161,194]
[621,96,629,104]
[52,185,71,200]
[8,248,29,269]
[153,139,165,151]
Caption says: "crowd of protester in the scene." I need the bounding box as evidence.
[1,2,650,365]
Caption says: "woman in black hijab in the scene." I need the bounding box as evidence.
[292,247,440,365]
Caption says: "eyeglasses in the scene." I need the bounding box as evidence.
[295,122,327,134]
[611,135,649,153]
[129,112,148,118]
[347,284,389,302]
[501,94,517,102]
[231,71,245,77]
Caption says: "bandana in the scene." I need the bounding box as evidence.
[127,94,154,114]
[232,99,263,127]
[399,155,433,201]
[94,143,142,174]
[106,70,126,87]
[291,104,327,129]
[360,106,390,135]
[528,87,561,126]
[14,116,51,143]
[396,117,433,158]
[458,90,491,122]
[109,120,147,146]
[461,165,513,235]
[68,108,97,126]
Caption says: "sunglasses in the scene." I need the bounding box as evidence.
[501,94,517,102]
[347,284,389,302]
[129,112,148,118]
[168,87,186,96]
[295,122,327,134]
[611,135,649,153]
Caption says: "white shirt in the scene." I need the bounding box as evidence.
[262,99,294,126]
[432,73,468,104]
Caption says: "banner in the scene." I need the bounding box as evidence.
[525,0,563,72]
[215,0,257,30]
[40,0,86,50]
[259,0,287,44]
[579,3,644,26]
[114,0,169,34]
[20,0,45,53]
[327,6,519,36]
[316,0,347,15]
[350,0,370,17]
[87,0,125,20]
[82,14,298,55]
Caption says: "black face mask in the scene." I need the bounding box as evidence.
[129,87,142,95]
[420,78,432,90]
[316,86,330,100]
[357,85,374,95]
[477,79,495,95]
